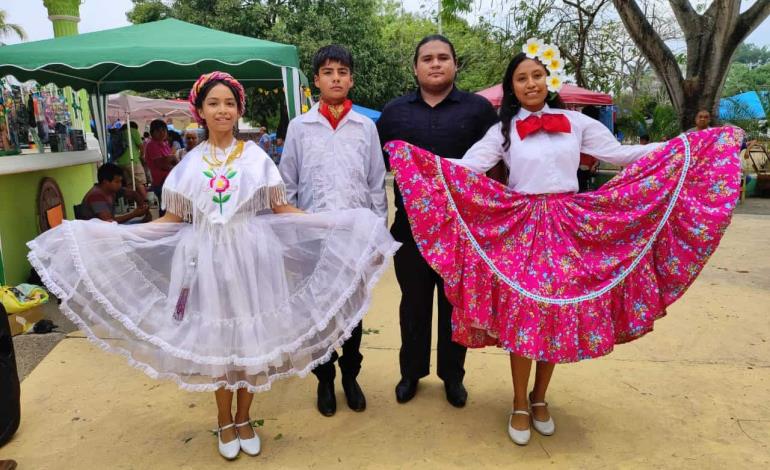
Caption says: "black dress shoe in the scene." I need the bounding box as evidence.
[444,381,467,408]
[395,377,419,403]
[341,376,367,412]
[316,380,336,417]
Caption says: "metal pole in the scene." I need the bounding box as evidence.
[126,111,136,191]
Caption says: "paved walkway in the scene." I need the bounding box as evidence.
[2,200,769,469]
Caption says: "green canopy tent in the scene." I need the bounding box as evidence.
[0,18,309,158]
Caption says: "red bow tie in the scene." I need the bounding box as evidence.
[516,113,571,140]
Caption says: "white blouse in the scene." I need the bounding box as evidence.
[162,140,286,224]
[279,105,388,219]
[454,104,662,194]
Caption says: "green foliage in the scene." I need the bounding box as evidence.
[733,42,770,66]
[439,0,474,24]
[127,0,517,124]
[126,0,173,23]
[724,62,770,96]
[615,94,679,142]
[0,9,27,41]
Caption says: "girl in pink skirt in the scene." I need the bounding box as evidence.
[385,40,742,445]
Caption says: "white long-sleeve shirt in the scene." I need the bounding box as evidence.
[279,105,388,219]
[455,104,662,194]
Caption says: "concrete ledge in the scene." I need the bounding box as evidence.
[0,150,101,176]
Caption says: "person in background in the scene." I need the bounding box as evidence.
[177,130,199,160]
[114,121,149,202]
[145,119,177,216]
[689,109,712,132]
[258,126,272,154]
[271,136,284,165]
[80,163,149,223]
[167,129,184,155]
[577,106,601,192]
[639,134,651,145]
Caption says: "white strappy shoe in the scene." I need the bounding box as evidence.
[530,400,556,436]
[217,423,240,460]
[235,421,261,456]
[508,410,531,445]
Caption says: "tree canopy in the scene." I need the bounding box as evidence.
[127,0,770,132]
[0,9,27,42]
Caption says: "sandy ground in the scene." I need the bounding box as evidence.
[2,190,769,469]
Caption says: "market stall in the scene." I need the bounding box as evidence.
[107,94,193,129]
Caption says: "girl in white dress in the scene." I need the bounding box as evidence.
[27,72,399,460]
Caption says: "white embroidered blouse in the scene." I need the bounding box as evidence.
[161,140,286,224]
[279,105,388,219]
[455,104,663,194]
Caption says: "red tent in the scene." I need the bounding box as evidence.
[476,83,613,107]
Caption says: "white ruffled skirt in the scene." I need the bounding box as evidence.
[27,209,399,392]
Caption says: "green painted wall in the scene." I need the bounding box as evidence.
[0,163,96,285]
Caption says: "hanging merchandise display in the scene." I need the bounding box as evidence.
[0,78,88,155]
[0,80,21,155]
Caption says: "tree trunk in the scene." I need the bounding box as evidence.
[613,0,770,130]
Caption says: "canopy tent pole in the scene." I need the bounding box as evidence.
[126,111,136,191]
[282,67,310,119]
[90,87,108,160]
[281,67,297,119]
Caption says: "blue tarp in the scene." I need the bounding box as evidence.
[719,91,766,120]
[352,104,381,122]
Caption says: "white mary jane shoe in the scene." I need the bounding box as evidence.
[507,410,532,446]
[235,421,261,456]
[217,423,240,460]
[530,401,555,436]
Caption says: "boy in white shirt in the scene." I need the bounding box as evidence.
[279,44,387,417]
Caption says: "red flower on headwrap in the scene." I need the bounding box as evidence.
[189,71,246,125]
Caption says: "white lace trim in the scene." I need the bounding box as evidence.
[162,183,288,223]
[27,222,399,370]
[28,231,399,392]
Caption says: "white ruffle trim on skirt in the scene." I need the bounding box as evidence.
[27,209,399,393]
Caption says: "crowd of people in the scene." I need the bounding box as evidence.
[34,35,742,461]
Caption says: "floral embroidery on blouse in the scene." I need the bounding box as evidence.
[202,141,244,214]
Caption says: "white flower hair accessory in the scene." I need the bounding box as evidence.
[546,73,565,93]
[522,37,566,92]
[540,44,559,63]
[546,57,564,74]
[523,38,544,59]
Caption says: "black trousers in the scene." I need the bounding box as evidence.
[312,322,363,382]
[392,215,467,383]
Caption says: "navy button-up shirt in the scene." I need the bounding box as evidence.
[377,86,498,237]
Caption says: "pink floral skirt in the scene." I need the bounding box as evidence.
[385,127,742,363]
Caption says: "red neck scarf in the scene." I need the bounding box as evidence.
[318,99,353,130]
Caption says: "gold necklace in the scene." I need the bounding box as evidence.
[203,140,244,168]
